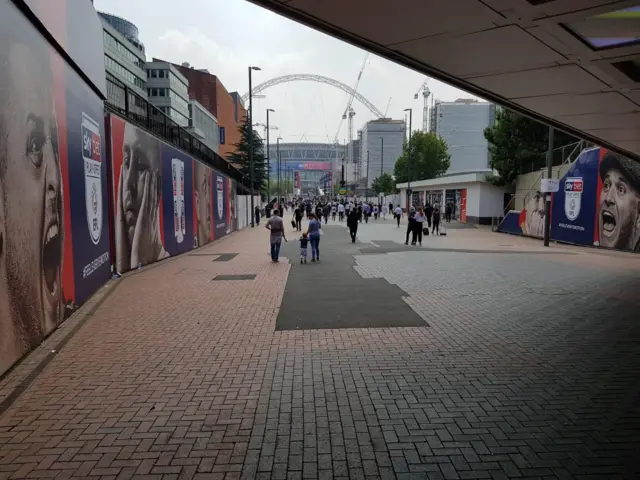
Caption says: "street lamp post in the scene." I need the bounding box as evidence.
[248,65,261,227]
[404,108,413,209]
[366,150,370,199]
[266,108,275,205]
[277,137,282,210]
[379,137,384,204]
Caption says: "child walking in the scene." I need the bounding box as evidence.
[299,232,309,264]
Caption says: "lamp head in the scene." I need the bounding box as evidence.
[250,66,261,71]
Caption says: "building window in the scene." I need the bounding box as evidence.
[151,69,157,78]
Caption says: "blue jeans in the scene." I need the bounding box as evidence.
[270,240,281,261]
[309,235,320,260]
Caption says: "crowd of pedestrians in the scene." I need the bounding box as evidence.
[264,196,456,263]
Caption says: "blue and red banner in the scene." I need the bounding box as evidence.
[500,147,640,253]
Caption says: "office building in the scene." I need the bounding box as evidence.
[157,59,248,158]
[360,119,405,188]
[188,100,220,154]
[145,61,190,127]
[99,13,146,99]
[430,99,496,174]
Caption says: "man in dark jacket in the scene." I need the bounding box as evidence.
[346,208,359,243]
[425,203,433,228]
[404,206,416,245]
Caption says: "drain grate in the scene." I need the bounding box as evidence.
[212,274,256,281]
[213,253,239,262]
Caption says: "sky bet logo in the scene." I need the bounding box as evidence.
[82,125,102,163]
[565,178,583,192]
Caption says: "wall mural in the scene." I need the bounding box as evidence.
[500,147,640,252]
[0,1,110,375]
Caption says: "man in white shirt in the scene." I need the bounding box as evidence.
[337,202,345,222]
[394,205,403,227]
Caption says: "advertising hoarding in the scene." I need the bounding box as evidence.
[0,1,110,375]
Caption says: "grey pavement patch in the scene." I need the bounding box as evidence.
[276,226,426,330]
[212,253,239,262]
[358,240,578,255]
[189,252,219,256]
[212,274,256,281]
[439,221,477,229]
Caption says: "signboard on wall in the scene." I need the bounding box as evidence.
[219,126,226,145]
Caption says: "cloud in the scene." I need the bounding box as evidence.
[157,27,311,91]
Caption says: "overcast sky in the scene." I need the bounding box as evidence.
[95,0,480,144]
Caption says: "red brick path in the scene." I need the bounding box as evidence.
[0,227,289,479]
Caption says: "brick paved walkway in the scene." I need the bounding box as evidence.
[1,220,639,480]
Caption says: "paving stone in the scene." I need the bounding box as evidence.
[0,222,638,479]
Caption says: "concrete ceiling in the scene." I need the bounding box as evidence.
[248,0,640,160]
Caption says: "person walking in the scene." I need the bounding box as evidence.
[265,209,286,262]
[337,202,345,222]
[323,203,331,225]
[432,203,441,235]
[294,206,303,231]
[254,205,261,226]
[331,203,337,221]
[411,207,425,246]
[299,232,309,264]
[306,213,322,262]
[381,204,388,220]
[394,205,403,227]
[373,204,379,220]
[445,202,452,223]
[346,207,359,243]
[404,206,416,245]
[425,203,433,229]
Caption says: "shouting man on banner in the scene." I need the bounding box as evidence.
[0,36,64,373]
[598,152,640,251]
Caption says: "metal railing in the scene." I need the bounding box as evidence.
[495,140,589,231]
[104,73,251,190]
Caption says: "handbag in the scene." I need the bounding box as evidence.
[422,226,429,236]
[291,219,296,228]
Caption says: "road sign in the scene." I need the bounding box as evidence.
[541,178,560,193]
[338,188,346,195]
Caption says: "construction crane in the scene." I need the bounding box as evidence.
[383,97,392,117]
[333,53,369,146]
[414,80,431,132]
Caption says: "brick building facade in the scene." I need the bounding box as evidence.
[154,59,247,159]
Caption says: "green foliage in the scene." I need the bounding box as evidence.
[394,131,451,184]
[226,115,267,191]
[371,173,396,195]
[484,109,578,186]
[266,178,294,197]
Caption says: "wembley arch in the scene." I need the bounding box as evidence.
[241,74,385,118]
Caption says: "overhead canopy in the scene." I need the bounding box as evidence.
[249,0,640,160]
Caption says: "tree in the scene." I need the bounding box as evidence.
[372,173,396,196]
[266,178,295,197]
[394,131,450,184]
[226,115,267,192]
[483,109,579,186]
